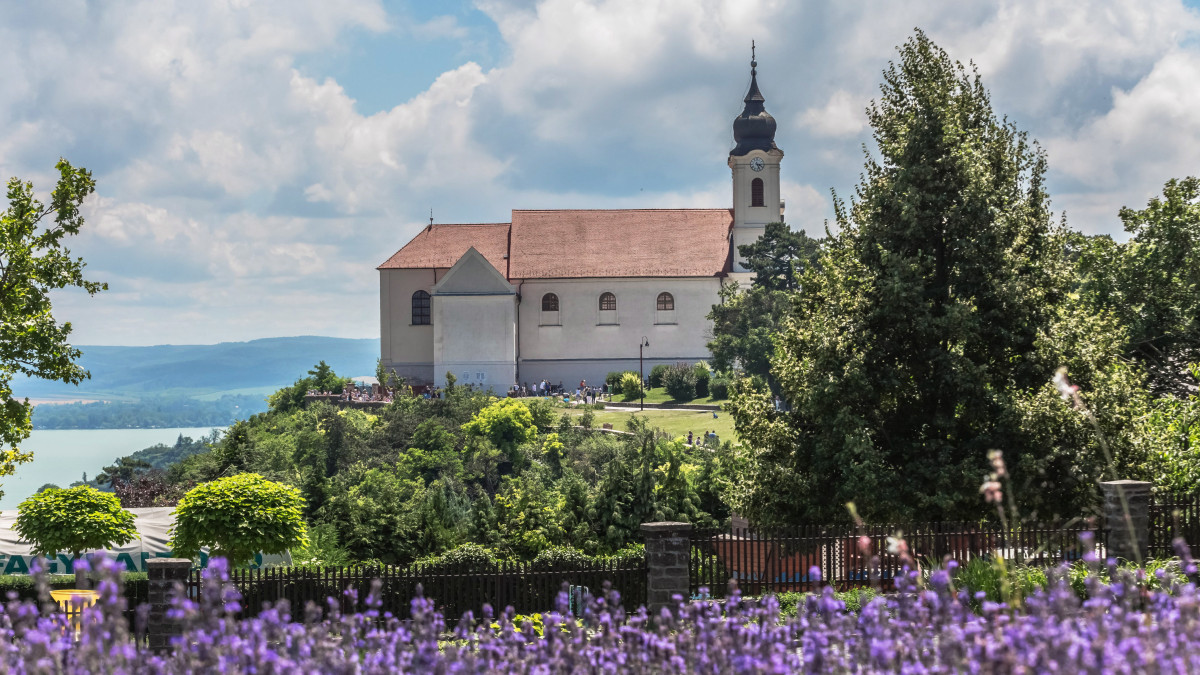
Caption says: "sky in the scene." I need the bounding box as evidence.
[3,0,1200,346]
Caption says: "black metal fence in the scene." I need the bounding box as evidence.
[187,559,647,624]
[1150,492,1200,558]
[690,520,1103,598]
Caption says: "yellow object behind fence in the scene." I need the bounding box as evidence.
[49,590,98,639]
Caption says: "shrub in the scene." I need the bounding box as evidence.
[606,544,646,567]
[774,587,878,618]
[649,364,670,388]
[530,546,591,571]
[619,372,643,401]
[693,362,711,398]
[415,543,501,573]
[662,363,697,401]
[525,398,558,429]
[292,523,351,567]
[605,371,625,393]
[462,398,538,450]
[709,377,730,400]
[953,556,1048,608]
[170,473,308,568]
[0,571,147,605]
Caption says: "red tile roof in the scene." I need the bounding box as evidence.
[379,209,733,279]
[377,223,511,273]
[509,209,732,279]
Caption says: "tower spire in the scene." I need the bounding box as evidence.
[743,42,765,110]
[730,40,776,156]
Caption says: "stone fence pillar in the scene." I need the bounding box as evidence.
[1101,480,1152,562]
[147,559,192,652]
[641,522,692,615]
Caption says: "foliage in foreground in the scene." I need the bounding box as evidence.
[8,554,1200,673]
[0,159,107,499]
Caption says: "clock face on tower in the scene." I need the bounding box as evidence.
[749,157,765,172]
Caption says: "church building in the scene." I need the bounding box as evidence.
[378,55,784,390]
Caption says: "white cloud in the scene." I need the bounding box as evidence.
[1050,50,1200,189]
[4,0,1200,344]
[798,90,866,138]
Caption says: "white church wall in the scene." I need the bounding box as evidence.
[433,294,517,392]
[516,277,721,385]
[380,268,437,384]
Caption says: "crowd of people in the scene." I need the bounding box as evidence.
[509,379,608,405]
[307,383,400,404]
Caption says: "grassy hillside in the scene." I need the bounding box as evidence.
[13,336,379,400]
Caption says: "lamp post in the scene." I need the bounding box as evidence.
[639,336,649,412]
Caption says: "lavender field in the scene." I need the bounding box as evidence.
[5,553,1200,673]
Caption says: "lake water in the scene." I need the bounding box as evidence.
[0,427,223,511]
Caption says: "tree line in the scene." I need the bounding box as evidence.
[31,395,266,430]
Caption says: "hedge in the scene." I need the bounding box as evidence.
[0,572,149,605]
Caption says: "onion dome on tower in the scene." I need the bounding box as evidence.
[730,46,779,156]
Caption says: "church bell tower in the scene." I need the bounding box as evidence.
[728,44,783,273]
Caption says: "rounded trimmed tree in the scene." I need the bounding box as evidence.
[170,473,308,568]
[13,485,139,588]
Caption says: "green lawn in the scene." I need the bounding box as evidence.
[611,386,729,407]
[568,407,737,443]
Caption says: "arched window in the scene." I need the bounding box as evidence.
[411,290,431,325]
[751,177,765,207]
[599,292,616,311]
[541,293,559,311]
[657,292,674,310]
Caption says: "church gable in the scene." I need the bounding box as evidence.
[377,223,510,272]
[432,247,515,296]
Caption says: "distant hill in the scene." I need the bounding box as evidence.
[13,336,380,400]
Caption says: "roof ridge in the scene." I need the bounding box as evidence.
[512,208,728,213]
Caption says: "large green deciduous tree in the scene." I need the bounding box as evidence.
[170,473,308,567]
[1077,178,1200,396]
[0,160,106,497]
[727,31,1080,524]
[14,485,138,588]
